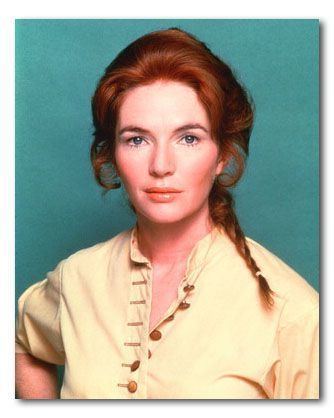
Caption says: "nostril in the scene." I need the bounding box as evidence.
[148,145,176,177]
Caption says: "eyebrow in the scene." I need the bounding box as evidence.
[117,123,209,136]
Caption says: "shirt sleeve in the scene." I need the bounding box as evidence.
[263,304,319,399]
[15,260,66,365]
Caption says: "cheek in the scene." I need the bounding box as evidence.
[115,150,144,187]
[181,155,217,188]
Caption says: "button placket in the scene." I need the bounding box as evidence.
[147,276,196,335]
[125,223,219,394]
[118,264,151,398]
[138,265,153,396]
[144,228,216,359]
[146,281,196,357]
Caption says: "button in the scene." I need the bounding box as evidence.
[150,329,162,340]
[179,301,190,309]
[183,284,195,292]
[130,360,140,372]
[127,380,137,393]
[148,349,152,359]
[165,314,174,322]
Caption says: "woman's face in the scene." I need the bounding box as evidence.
[114,80,224,225]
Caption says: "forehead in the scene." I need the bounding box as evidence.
[117,81,209,129]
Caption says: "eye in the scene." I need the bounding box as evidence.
[127,136,146,147]
[180,135,200,146]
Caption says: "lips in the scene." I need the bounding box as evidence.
[145,187,181,203]
[145,187,182,193]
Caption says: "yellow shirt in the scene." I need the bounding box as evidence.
[15,224,319,399]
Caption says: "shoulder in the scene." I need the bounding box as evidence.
[61,227,133,272]
[245,236,319,327]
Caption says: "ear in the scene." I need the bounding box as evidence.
[215,157,225,176]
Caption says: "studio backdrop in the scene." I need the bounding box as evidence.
[15,19,319,302]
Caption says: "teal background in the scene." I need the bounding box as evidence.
[15,19,319,303]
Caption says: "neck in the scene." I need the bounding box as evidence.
[136,204,214,265]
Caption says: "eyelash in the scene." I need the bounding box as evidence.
[180,135,200,147]
[126,135,200,148]
[126,137,144,148]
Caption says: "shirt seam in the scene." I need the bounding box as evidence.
[277,302,319,332]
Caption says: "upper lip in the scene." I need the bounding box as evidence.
[145,187,182,193]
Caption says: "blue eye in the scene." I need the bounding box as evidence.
[128,136,145,147]
[181,135,199,146]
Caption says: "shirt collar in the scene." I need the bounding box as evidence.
[129,223,151,265]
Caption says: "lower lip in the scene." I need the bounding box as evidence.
[145,192,180,203]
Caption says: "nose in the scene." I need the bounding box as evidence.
[149,142,175,178]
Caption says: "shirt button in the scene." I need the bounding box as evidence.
[130,360,140,372]
[165,314,174,321]
[127,381,137,393]
[183,284,195,292]
[150,329,162,340]
[179,301,191,309]
[148,349,152,359]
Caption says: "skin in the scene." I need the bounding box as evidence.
[15,352,59,399]
[115,80,224,329]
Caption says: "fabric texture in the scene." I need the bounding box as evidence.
[15,224,319,399]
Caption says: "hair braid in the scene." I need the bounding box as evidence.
[209,181,275,309]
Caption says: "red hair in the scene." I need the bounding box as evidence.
[91,28,275,308]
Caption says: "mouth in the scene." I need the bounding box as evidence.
[144,187,182,193]
[144,187,182,203]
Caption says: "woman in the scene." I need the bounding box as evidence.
[15,28,319,399]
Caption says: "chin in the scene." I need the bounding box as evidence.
[136,207,191,225]
[137,205,206,225]
[142,213,188,225]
